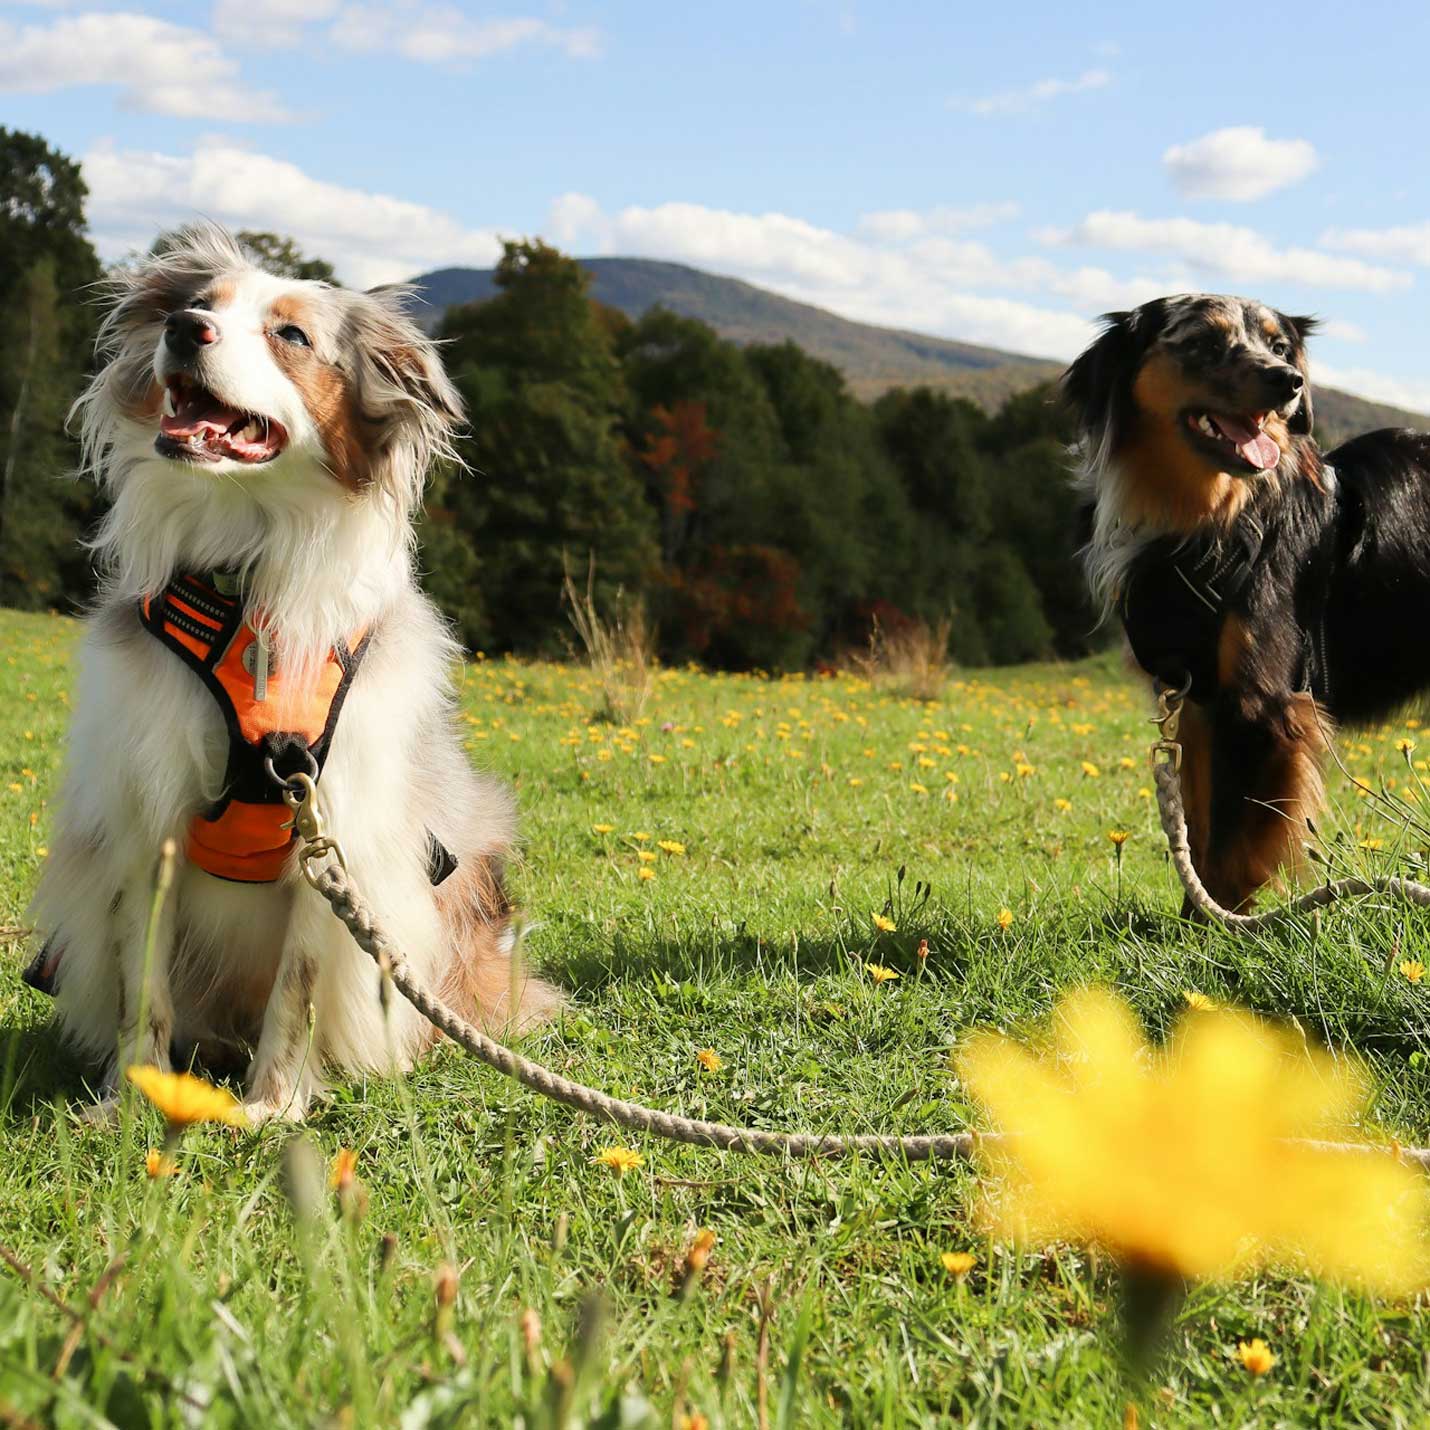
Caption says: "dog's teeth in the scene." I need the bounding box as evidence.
[162,388,176,418]
[240,420,259,443]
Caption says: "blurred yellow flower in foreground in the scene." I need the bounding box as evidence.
[127,1066,246,1128]
[1237,1338,1276,1375]
[958,988,1430,1295]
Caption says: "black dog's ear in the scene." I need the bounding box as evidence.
[1277,311,1317,435]
[1061,307,1154,452]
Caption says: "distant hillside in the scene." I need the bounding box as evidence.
[410,257,1428,441]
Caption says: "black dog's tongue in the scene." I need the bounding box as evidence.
[1211,413,1279,470]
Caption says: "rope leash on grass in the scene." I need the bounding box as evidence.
[278,767,1430,1168]
[1150,677,1430,931]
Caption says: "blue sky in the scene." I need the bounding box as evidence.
[6,0,1430,407]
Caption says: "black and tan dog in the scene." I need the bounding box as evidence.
[1064,293,1430,912]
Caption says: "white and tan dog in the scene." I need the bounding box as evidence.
[26,223,559,1122]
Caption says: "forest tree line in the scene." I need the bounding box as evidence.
[0,128,1103,669]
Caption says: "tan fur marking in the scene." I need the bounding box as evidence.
[1217,614,1251,688]
[1202,694,1330,911]
[1117,351,1265,532]
[206,279,237,310]
[265,298,370,490]
[432,851,558,1042]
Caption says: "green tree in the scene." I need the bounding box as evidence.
[428,241,658,651]
[236,231,339,283]
[0,130,102,609]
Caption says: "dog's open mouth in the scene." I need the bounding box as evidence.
[157,375,288,465]
[1182,408,1280,473]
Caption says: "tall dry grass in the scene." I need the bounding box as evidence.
[561,560,657,724]
[851,614,955,701]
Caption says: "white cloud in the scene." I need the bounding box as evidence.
[1320,222,1430,267]
[0,11,293,122]
[953,67,1110,118]
[1317,318,1368,344]
[81,138,504,287]
[1039,211,1408,294]
[545,194,1186,358]
[212,0,338,45]
[857,202,1019,242]
[1314,362,1430,415]
[330,4,600,63]
[1163,126,1318,202]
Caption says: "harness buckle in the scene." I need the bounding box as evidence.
[279,770,349,887]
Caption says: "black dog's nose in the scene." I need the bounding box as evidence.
[164,310,220,360]
[1259,364,1304,403]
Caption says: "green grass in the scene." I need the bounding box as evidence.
[4,604,1430,1426]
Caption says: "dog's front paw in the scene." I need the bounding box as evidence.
[242,1088,311,1126]
[73,1095,121,1128]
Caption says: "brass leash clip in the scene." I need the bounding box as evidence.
[281,771,349,887]
[1150,672,1192,772]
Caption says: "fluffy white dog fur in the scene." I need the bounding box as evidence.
[29,223,560,1122]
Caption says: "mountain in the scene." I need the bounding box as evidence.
[410,257,1428,441]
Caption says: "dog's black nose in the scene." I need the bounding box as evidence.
[164,310,220,360]
[1258,364,1304,404]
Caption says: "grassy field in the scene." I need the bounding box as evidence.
[4,604,1430,1426]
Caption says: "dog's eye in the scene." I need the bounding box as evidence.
[1270,339,1292,359]
[275,325,311,348]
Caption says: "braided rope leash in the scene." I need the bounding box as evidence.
[1149,678,1430,932]
[283,757,1430,1169]
[306,859,976,1162]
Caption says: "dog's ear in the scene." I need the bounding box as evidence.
[1278,311,1317,435]
[347,288,466,509]
[1061,306,1155,455]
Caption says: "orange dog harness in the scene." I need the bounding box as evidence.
[139,572,369,883]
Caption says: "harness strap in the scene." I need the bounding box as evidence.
[139,573,369,883]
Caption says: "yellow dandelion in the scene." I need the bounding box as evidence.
[696,1048,724,1073]
[865,963,900,984]
[631,831,651,841]
[657,840,686,855]
[996,908,1014,930]
[593,1146,644,1175]
[1182,990,1220,1012]
[126,1066,246,1128]
[910,781,929,794]
[330,1146,358,1191]
[1081,761,1101,779]
[648,753,666,765]
[1055,798,1073,812]
[638,849,658,862]
[1237,1338,1276,1376]
[958,988,1430,1293]
[592,823,615,834]
[638,867,657,882]
[144,1148,179,1178]
[872,913,897,933]
[1359,838,1384,851]
[1400,960,1426,984]
[1108,829,1130,847]
[940,1251,976,1278]
[1399,739,1416,754]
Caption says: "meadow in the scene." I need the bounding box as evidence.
[4,604,1430,1426]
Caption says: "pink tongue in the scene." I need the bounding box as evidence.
[160,396,239,439]
[1211,413,1279,471]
